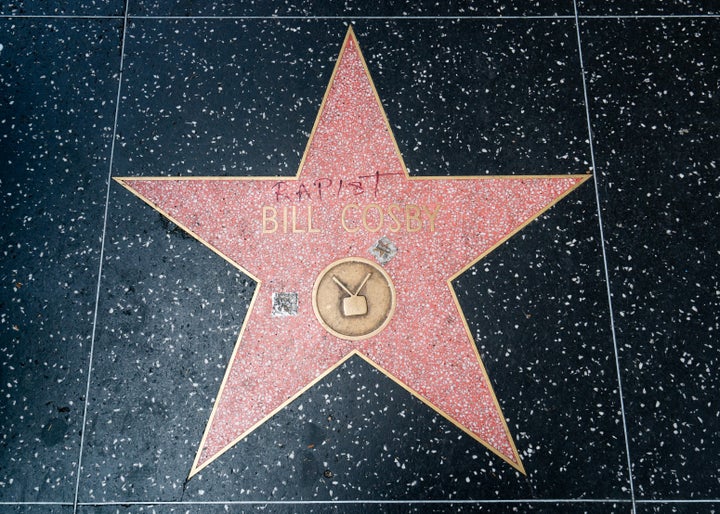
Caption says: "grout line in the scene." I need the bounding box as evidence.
[572,2,637,514]
[0,14,571,20]
[579,13,719,18]
[0,502,73,506]
[2,499,718,507]
[126,14,575,19]
[0,14,125,18]
[70,1,130,513]
[74,499,634,506]
[1,13,718,20]
[635,499,720,504]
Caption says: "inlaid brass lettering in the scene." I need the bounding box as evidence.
[262,206,278,233]
[262,205,321,234]
[341,203,442,234]
[263,203,440,235]
[341,204,360,233]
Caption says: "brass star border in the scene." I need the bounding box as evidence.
[115,26,590,478]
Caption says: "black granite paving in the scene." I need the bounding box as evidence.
[1,2,717,513]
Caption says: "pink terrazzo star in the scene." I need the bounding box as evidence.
[116,27,589,477]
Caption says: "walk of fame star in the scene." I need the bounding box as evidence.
[116,26,590,478]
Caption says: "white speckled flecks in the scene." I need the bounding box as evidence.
[120,30,588,477]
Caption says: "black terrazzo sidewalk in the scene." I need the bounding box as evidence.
[1,2,718,513]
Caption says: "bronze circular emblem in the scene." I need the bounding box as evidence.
[312,257,396,341]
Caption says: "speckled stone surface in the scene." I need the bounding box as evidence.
[129,1,574,18]
[635,505,720,514]
[1,5,719,514]
[2,507,71,514]
[0,1,122,16]
[0,18,121,503]
[582,18,719,500]
[113,20,344,179]
[79,503,631,514]
[360,20,590,177]
[576,1,717,15]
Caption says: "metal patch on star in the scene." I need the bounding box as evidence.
[369,236,398,264]
[271,292,298,317]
